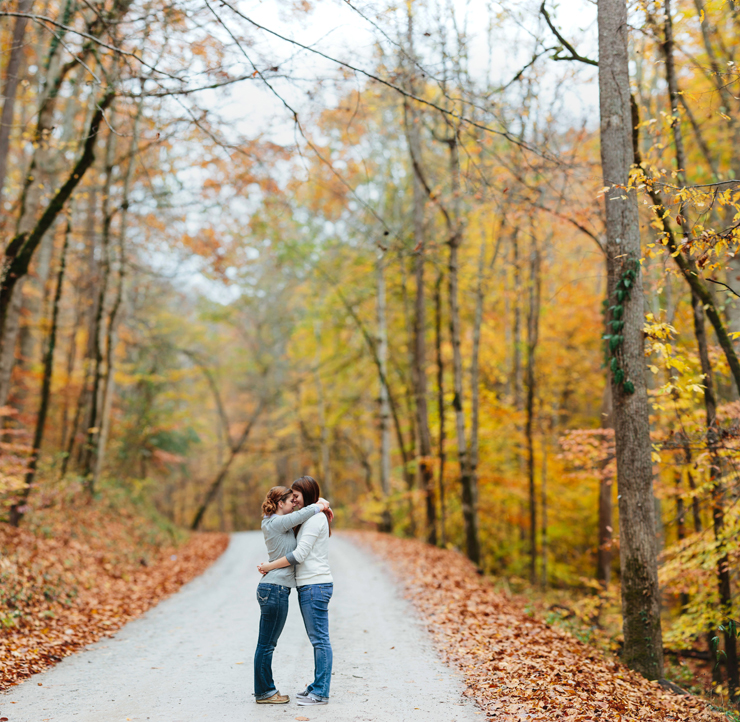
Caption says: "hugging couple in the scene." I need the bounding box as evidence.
[254,475,334,707]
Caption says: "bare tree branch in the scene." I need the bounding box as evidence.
[212,0,558,161]
[539,2,599,67]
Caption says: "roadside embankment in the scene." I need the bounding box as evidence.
[0,483,228,689]
[349,531,725,722]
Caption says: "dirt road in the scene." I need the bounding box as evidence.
[1,532,480,722]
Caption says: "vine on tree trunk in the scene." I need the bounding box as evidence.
[605,257,639,395]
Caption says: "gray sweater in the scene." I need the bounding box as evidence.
[260,504,320,588]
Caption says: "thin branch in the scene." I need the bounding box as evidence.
[0,11,181,80]
[539,2,599,67]
[530,201,605,255]
[502,47,560,88]
[124,73,260,98]
[214,0,557,161]
[204,0,395,237]
[707,278,740,300]
[181,349,233,451]
[654,178,740,190]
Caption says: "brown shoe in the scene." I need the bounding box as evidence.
[256,692,290,704]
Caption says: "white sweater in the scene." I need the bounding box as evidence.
[288,512,333,587]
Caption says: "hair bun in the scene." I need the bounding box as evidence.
[261,486,292,517]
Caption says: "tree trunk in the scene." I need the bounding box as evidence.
[191,402,263,530]
[540,426,549,589]
[60,193,98,479]
[403,49,436,545]
[93,85,144,484]
[688,468,702,534]
[16,68,88,403]
[726,255,740,365]
[17,230,55,372]
[59,280,81,454]
[434,271,446,547]
[512,227,527,545]
[316,366,331,498]
[597,0,664,679]
[61,370,86,478]
[0,93,114,364]
[598,383,614,587]
[412,239,437,546]
[81,113,117,488]
[525,239,541,585]
[446,133,479,566]
[0,281,23,407]
[311,319,332,498]
[398,253,418,535]
[376,249,393,532]
[512,228,523,411]
[470,227,501,554]
[0,0,72,379]
[94,219,124,484]
[9,216,69,526]
[335,282,414,497]
[691,290,740,699]
[0,0,34,210]
[674,470,689,609]
[663,2,738,695]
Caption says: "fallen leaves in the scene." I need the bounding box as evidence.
[350,531,724,722]
[0,510,228,690]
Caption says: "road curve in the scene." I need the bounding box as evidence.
[1,531,480,722]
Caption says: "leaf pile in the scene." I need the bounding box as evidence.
[350,531,724,722]
[0,512,228,689]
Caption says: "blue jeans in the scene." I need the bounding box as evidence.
[297,583,333,700]
[254,583,290,700]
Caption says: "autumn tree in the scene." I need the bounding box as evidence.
[597,0,663,679]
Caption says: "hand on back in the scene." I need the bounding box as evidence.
[318,498,333,522]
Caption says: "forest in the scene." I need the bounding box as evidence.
[1,0,740,709]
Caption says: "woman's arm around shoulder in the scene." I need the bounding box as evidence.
[258,515,329,575]
[264,501,326,534]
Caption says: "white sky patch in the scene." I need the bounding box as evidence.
[168,0,600,304]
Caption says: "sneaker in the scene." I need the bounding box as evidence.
[296,690,310,699]
[297,695,328,706]
[256,692,290,704]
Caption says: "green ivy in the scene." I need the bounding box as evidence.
[604,258,639,395]
[711,619,740,666]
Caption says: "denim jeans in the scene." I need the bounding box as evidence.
[254,582,290,700]
[297,583,333,700]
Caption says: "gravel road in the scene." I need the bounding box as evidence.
[1,532,480,722]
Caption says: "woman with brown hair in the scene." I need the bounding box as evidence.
[258,476,333,707]
[254,485,329,705]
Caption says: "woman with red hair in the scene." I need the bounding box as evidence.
[258,476,333,707]
[254,485,330,705]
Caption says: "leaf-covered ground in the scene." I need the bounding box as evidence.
[350,531,725,722]
[0,497,228,689]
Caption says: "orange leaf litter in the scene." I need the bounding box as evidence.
[348,531,724,722]
[0,527,228,690]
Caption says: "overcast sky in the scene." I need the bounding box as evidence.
[208,0,600,144]
[174,0,600,300]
